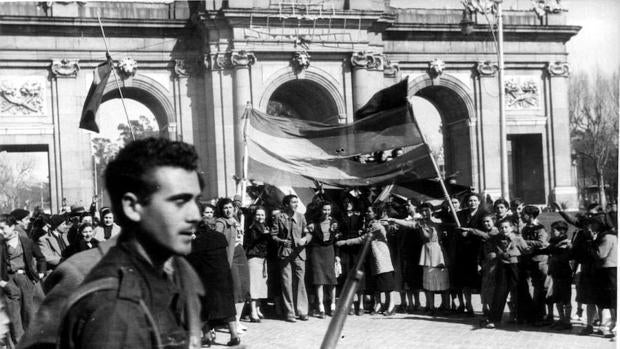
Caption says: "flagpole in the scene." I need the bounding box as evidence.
[96,14,135,141]
[240,101,252,204]
[407,102,461,227]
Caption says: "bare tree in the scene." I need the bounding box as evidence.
[0,153,35,211]
[569,69,619,208]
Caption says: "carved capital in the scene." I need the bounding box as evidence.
[231,51,256,68]
[51,58,80,78]
[547,61,570,77]
[204,52,231,70]
[476,61,498,77]
[291,50,311,76]
[384,60,400,78]
[428,58,445,78]
[174,59,191,78]
[351,51,384,71]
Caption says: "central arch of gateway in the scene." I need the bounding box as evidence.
[0,1,580,210]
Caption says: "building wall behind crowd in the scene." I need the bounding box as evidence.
[0,0,579,212]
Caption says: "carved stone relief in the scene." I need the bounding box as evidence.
[547,61,570,77]
[350,51,385,71]
[505,77,540,110]
[0,77,46,117]
[51,58,80,78]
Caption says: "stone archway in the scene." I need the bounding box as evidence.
[408,74,477,188]
[259,68,345,123]
[101,74,175,139]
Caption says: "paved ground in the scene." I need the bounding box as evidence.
[209,299,615,349]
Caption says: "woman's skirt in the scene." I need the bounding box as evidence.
[422,266,449,292]
[594,267,617,309]
[231,244,250,303]
[310,244,337,286]
[248,257,268,299]
[375,271,395,292]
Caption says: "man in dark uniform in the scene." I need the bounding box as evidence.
[57,138,204,349]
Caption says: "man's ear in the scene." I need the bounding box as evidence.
[121,193,143,223]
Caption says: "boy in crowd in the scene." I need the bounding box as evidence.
[545,221,573,330]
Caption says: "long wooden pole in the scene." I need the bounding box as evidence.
[96,14,135,141]
[407,102,461,227]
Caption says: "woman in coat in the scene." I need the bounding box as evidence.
[308,202,338,318]
[244,207,270,322]
[215,198,250,334]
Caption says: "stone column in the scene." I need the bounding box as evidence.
[51,58,94,207]
[350,51,385,112]
[173,58,193,144]
[476,61,502,199]
[548,62,578,208]
[231,51,256,181]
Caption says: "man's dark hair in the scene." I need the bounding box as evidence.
[282,194,298,207]
[498,218,514,227]
[510,198,524,209]
[550,220,569,233]
[0,214,16,226]
[522,205,540,218]
[104,137,201,226]
[494,198,509,209]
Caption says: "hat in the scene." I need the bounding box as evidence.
[233,194,242,202]
[70,205,86,216]
[49,214,66,231]
[100,207,112,217]
[10,209,30,221]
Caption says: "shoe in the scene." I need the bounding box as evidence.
[250,316,261,323]
[285,316,296,323]
[318,311,325,319]
[485,322,496,329]
[603,328,615,338]
[355,308,364,316]
[257,309,265,319]
[579,325,594,336]
[299,314,309,321]
[348,308,355,315]
[227,337,241,346]
[384,307,396,316]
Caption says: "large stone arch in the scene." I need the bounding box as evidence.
[101,73,176,139]
[407,73,478,188]
[258,66,346,122]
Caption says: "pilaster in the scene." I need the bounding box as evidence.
[350,51,385,113]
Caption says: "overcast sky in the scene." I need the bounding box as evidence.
[564,0,619,74]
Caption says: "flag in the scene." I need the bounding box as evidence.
[79,59,113,133]
[246,81,436,187]
[354,78,409,120]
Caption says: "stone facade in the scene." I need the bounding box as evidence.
[0,0,580,211]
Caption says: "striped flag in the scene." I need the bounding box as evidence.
[79,59,113,133]
[246,81,435,187]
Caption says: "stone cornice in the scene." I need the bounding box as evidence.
[385,23,581,43]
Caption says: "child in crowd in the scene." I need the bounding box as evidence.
[479,214,499,316]
[545,221,573,330]
[482,219,529,328]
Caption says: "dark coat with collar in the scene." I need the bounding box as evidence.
[0,232,46,282]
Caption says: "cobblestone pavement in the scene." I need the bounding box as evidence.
[210,307,615,349]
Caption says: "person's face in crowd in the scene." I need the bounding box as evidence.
[345,201,354,212]
[467,195,480,211]
[81,226,95,242]
[130,167,201,256]
[103,213,114,226]
[287,197,299,213]
[254,209,266,224]
[0,222,16,240]
[271,209,281,221]
[521,212,533,224]
[81,215,93,225]
[406,200,416,216]
[450,198,461,211]
[482,216,495,232]
[513,204,524,216]
[366,206,376,220]
[203,207,214,220]
[495,203,508,217]
[321,204,332,219]
[222,203,235,219]
[420,207,432,220]
[17,215,30,230]
[57,220,72,234]
[498,221,513,235]
[551,228,564,239]
[585,221,602,237]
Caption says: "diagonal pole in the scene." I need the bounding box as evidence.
[96,14,135,141]
[407,101,461,227]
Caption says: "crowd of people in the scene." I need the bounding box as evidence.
[0,137,616,349]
